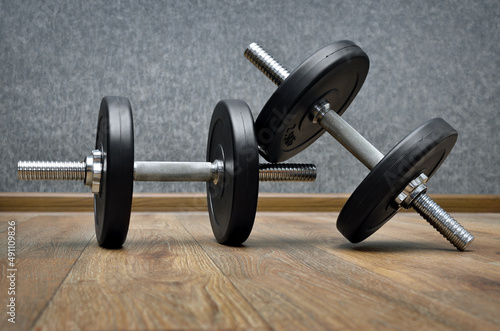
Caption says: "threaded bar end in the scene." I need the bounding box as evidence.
[411,193,474,251]
[259,163,317,182]
[18,161,86,181]
[244,42,290,86]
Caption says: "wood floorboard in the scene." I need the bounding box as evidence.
[32,213,267,330]
[252,213,500,328]
[0,213,94,330]
[0,211,498,330]
[180,213,499,330]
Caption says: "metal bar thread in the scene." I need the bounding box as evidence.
[18,161,86,181]
[244,42,290,86]
[259,163,316,182]
[411,193,474,251]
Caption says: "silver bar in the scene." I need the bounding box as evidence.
[313,103,384,170]
[244,42,290,86]
[134,161,216,182]
[412,193,474,251]
[259,163,317,182]
[18,161,86,181]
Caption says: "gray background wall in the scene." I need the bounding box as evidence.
[1,0,499,194]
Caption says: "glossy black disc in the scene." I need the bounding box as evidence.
[206,100,259,245]
[255,40,370,162]
[337,118,457,243]
[94,96,134,248]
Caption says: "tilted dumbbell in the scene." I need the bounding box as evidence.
[18,96,317,248]
[243,41,474,250]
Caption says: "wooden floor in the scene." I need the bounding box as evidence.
[1,211,499,330]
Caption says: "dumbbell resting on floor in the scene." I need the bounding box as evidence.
[244,41,474,251]
[18,96,317,248]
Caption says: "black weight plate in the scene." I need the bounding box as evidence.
[206,100,259,245]
[255,40,370,162]
[94,96,134,248]
[337,118,457,243]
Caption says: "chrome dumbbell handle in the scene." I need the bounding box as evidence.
[245,42,474,251]
[18,153,317,192]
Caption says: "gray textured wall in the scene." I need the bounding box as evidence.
[1,0,499,194]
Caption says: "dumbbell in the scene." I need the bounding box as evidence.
[18,96,317,248]
[243,41,474,251]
